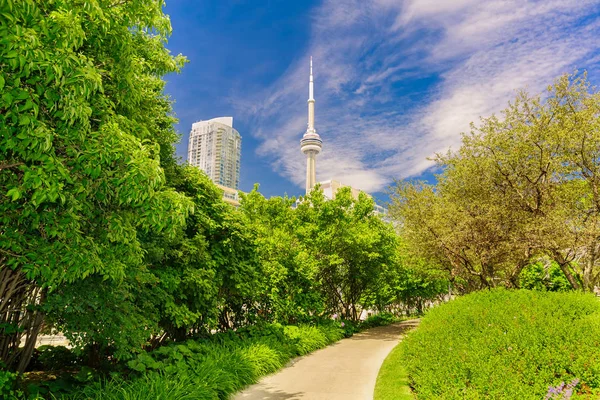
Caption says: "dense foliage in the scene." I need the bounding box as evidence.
[401,290,600,399]
[238,187,432,323]
[390,73,600,292]
[0,0,190,372]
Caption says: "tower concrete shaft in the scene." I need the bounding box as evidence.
[300,56,322,195]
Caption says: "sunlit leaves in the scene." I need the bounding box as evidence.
[390,72,600,292]
[0,0,194,369]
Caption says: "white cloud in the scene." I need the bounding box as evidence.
[232,0,600,194]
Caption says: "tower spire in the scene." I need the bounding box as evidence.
[300,56,323,195]
[309,56,314,102]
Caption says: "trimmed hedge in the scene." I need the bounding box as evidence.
[401,289,600,399]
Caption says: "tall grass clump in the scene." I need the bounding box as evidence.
[59,372,215,400]
[401,289,600,399]
[61,323,346,399]
[283,325,330,355]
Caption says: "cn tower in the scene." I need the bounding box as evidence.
[300,57,323,195]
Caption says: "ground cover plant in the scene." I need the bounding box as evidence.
[24,315,400,399]
[374,344,414,400]
[399,289,600,399]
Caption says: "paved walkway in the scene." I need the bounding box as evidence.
[234,319,419,400]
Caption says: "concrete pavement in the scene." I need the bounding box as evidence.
[233,319,419,400]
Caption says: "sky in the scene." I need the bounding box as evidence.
[163,0,600,202]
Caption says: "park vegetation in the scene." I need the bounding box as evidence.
[0,0,445,397]
[390,73,600,293]
[381,74,600,398]
[399,289,600,399]
[3,0,600,398]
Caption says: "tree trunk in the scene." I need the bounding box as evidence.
[0,265,46,373]
[582,242,598,291]
[558,262,581,290]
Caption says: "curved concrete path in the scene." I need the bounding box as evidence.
[234,319,419,400]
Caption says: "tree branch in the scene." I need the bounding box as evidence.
[0,162,23,171]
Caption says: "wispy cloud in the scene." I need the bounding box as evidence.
[232,0,600,193]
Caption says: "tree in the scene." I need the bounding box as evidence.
[390,73,600,292]
[239,186,402,323]
[0,0,191,372]
[300,188,399,320]
[239,187,324,324]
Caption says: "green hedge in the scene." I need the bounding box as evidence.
[401,289,600,399]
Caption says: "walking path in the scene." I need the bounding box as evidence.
[234,319,419,400]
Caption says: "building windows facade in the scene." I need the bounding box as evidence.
[187,117,242,190]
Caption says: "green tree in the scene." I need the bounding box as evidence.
[365,240,449,315]
[0,0,191,371]
[390,73,600,292]
[239,187,324,324]
[240,186,402,323]
[145,165,260,336]
[300,187,399,320]
[519,260,571,292]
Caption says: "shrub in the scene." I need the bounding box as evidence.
[360,312,398,329]
[0,369,23,399]
[241,344,283,376]
[283,325,329,355]
[316,323,345,343]
[340,319,360,337]
[401,289,600,399]
[519,262,572,292]
[28,346,80,371]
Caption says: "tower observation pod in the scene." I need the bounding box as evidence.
[300,56,323,195]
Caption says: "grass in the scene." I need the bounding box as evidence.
[58,372,216,400]
[374,343,414,400]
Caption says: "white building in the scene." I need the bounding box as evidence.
[319,179,361,201]
[318,179,388,217]
[188,117,241,189]
[216,183,241,207]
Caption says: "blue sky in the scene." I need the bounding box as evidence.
[164,0,600,202]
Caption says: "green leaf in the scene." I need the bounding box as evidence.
[2,92,13,105]
[6,187,21,201]
[18,115,30,126]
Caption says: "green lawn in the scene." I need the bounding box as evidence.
[374,343,414,400]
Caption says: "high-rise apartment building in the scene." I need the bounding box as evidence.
[188,117,241,189]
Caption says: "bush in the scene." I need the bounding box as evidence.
[28,346,80,372]
[0,369,23,399]
[283,325,329,355]
[401,289,600,399]
[340,319,360,337]
[519,262,572,292]
[360,312,398,329]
